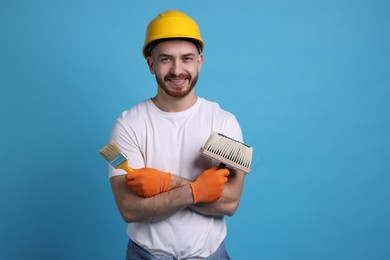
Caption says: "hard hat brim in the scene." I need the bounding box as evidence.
[143,37,204,58]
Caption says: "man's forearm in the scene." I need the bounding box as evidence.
[190,170,245,216]
[189,185,240,216]
[170,170,245,217]
[169,174,191,189]
[111,175,193,223]
[132,184,194,222]
[112,169,244,223]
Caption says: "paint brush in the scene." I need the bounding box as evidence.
[200,132,253,173]
[98,142,133,172]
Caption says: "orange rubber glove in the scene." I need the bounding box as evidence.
[126,168,172,198]
[189,165,230,204]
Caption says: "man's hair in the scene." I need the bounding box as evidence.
[144,38,203,58]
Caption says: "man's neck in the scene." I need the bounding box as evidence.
[152,91,198,112]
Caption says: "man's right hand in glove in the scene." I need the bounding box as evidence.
[189,165,230,204]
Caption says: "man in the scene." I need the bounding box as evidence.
[108,10,246,259]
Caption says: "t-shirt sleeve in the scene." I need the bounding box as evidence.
[107,116,145,179]
[218,113,243,143]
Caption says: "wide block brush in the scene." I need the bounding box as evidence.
[99,142,133,172]
[200,132,253,173]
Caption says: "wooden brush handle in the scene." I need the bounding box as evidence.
[217,163,226,170]
[117,161,134,173]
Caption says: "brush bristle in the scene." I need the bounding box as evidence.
[99,142,122,162]
[201,132,253,173]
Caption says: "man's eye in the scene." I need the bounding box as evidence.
[183,57,193,62]
[159,56,172,63]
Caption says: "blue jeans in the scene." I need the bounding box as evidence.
[125,239,231,260]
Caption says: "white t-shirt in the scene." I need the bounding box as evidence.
[109,97,242,259]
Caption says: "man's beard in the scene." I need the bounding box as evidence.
[156,72,199,98]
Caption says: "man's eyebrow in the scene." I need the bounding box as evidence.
[157,54,173,59]
[181,53,196,57]
[156,53,196,60]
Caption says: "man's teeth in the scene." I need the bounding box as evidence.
[172,79,185,83]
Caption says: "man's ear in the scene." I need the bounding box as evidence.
[197,54,204,72]
[146,57,155,75]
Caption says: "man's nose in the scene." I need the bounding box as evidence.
[170,60,184,76]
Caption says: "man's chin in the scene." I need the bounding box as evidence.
[165,90,191,98]
[160,85,194,98]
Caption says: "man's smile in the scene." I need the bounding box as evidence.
[169,78,187,86]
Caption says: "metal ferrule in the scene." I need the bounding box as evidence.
[109,152,128,168]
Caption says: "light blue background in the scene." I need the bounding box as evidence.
[1,0,389,259]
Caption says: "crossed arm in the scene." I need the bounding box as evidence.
[110,168,245,223]
[189,169,245,216]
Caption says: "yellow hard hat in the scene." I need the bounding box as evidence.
[142,10,204,58]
